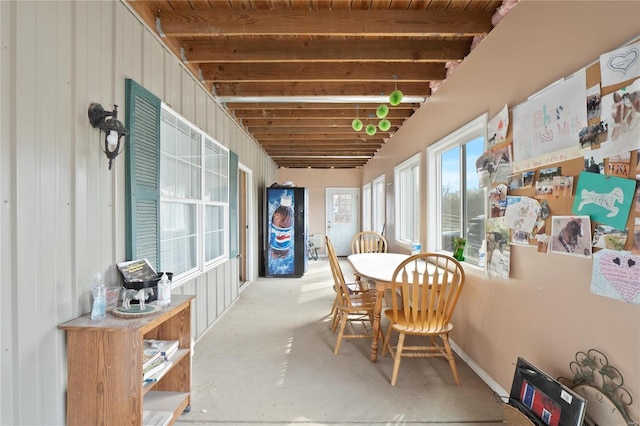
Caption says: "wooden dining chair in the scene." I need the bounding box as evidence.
[325,235,366,330]
[351,231,388,255]
[381,253,465,386]
[325,236,376,354]
[351,231,388,290]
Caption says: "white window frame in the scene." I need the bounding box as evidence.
[394,153,421,248]
[160,104,229,282]
[372,174,386,235]
[362,182,372,231]
[427,114,487,266]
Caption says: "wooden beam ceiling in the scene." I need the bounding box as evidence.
[126,0,506,169]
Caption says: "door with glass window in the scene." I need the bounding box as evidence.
[325,188,359,256]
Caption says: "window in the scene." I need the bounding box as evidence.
[125,78,231,283]
[362,182,372,231]
[394,153,420,246]
[372,175,386,235]
[160,106,229,276]
[427,114,487,266]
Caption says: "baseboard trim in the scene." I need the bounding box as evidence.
[450,339,508,398]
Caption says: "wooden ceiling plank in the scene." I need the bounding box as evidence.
[200,62,446,82]
[181,39,471,63]
[157,10,494,37]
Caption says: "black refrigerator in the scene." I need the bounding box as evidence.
[263,186,308,277]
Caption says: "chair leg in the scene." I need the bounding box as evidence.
[381,324,393,356]
[390,332,405,386]
[333,312,348,355]
[330,301,339,332]
[441,334,460,385]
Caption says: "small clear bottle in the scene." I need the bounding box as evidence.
[157,273,171,307]
[91,273,106,320]
[478,239,487,268]
[411,241,421,255]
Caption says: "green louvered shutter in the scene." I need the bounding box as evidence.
[124,79,161,269]
[229,150,239,258]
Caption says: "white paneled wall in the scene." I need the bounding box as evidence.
[0,1,277,424]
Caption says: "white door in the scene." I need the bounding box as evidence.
[326,188,359,256]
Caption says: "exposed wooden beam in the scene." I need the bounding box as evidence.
[240,118,402,127]
[232,109,414,119]
[225,102,420,110]
[260,141,383,147]
[256,133,386,140]
[181,39,471,63]
[200,62,445,82]
[248,126,391,135]
[156,10,494,37]
[214,82,431,97]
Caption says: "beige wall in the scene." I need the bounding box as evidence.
[277,168,362,254]
[285,1,640,419]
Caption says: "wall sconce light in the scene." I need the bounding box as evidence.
[88,103,129,170]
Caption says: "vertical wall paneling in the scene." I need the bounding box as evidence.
[0,0,15,423]
[205,97,217,138]
[192,276,207,338]
[164,50,181,109]
[72,1,89,314]
[14,2,41,423]
[181,71,195,121]
[231,258,239,301]
[100,0,116,287]
[53,1,74,420]
[215,103,225,143]
[0,1,278,423]
[216,265,225,318]
[195,85,207,132]
[143,30,164,99]
[207,268,217,327]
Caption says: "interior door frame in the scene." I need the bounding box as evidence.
[238,163,254,288]
[325,187,360,256]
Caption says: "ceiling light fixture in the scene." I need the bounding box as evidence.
[376,103,389,118]
[352,105,363,131]
[365,114,377,136]
[389,75,404,107]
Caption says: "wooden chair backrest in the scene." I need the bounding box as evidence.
[388,253,465,332]
[351,231,388,254]
[325,236,354,308]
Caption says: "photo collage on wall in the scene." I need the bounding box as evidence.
[477,39,640,303]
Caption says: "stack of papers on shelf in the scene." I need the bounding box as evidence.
[143,349,163,370]
[143,361,173,383]
[143,339,180,360]
[143,358,166,381]
[143,410,173,426]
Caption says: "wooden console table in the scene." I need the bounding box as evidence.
[58,295,195,425]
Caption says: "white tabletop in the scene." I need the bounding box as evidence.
[347,253,410,283]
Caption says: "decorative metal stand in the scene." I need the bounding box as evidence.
[560,349,637,426]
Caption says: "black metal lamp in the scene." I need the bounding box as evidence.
[88,103,129,170]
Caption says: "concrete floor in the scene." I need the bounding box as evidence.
[176,258,507,425]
